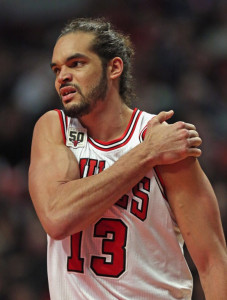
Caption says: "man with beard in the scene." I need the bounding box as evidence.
[29,18,227,300]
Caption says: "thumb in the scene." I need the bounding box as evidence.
[156,110,174,124]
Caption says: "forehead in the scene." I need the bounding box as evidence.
[52,31,97,62]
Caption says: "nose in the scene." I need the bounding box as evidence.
[57,67,73,84]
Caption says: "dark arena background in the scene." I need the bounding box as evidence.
[0,0,226,299]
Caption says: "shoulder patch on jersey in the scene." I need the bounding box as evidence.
[66,127,87,148]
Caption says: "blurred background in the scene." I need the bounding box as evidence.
[0,0,226,299]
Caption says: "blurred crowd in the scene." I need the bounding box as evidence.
[0,0,226,299]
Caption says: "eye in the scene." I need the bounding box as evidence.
[52,67,60,75]
[70,60,85,68]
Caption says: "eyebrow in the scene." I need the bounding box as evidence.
[50,53,89,69]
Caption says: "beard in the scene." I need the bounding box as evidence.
[61,68,108,118]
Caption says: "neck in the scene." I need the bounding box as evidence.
[79,95,133,142]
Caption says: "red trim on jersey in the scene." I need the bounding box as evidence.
[154,166,168,201]
[142,128,147,140]
[88,108,142,151]
[139,125,147,142]
[154,167,165,188]
[55,109,67,145]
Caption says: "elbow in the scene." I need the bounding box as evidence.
[196,246,227,279]
[41,208,84,240]
[46,225,67,240]
[35,195,85,239]
[41,214,71,240]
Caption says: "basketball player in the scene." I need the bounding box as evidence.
[29,18,227,299]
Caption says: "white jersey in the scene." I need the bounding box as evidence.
[47,108,193,300]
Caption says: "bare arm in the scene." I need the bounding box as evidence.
[157,158,227,300]
[29,110,201,239]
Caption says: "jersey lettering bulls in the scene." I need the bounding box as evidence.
[47,108,193,300]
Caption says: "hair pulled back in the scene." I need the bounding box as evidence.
[58,18,135,105]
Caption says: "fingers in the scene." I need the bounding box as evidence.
[187,147,202,157]
[186,134,202,158]
[177,137,202,160]
[184,122,196,130]
[146,112,202,162]
[177,122,202,158]
[174,121,200,139]
[188,130,199,138]
[188,136,202,147]
[155,110,174,124]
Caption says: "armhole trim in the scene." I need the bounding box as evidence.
[55,109,68,145]
[153,167,168,201]
[139,125,147,143]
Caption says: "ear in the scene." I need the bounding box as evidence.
[108,57,123,80]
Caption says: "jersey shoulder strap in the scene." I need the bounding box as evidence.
[55,109,68,145]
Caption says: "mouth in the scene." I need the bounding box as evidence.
[60,86,77,103]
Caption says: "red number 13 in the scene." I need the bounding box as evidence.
[67,218,127,278]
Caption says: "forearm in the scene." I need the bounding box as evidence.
[30,110,203,239]
[157,158,227,299]
[45,142,151,238]
[200,255,227,300]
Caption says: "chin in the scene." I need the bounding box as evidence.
[63,102,91,118]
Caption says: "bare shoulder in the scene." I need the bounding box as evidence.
[38,109,60,119]
[33,110,63,144]
[156,157,216,210]
[35,109,59,126]
[157,157,204,192]
[29,109,79,193]
[156,157,220,230]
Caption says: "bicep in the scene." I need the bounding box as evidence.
[28,112,80,220]
[29,143,79,200]
[157,158,226,272]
